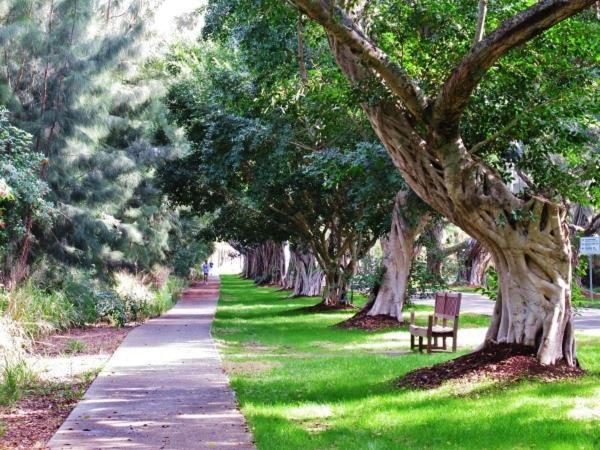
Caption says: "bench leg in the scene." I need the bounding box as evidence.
[452,334,457,352]
[434,336,438,349]
[427,335,432,353]
[418,336,423,352]
[443,337,447,350]
[410,334,415,350]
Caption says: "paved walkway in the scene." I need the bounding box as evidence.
[413,292,600,334]
[48,278,255,450]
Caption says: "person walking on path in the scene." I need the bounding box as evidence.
[202,261,210,284]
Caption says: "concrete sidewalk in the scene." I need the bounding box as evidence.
[413,292,600,334]
[48,278,255,450]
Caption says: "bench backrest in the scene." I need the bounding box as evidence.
[434,292,462,320]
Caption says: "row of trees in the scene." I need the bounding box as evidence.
[160,0,599,367]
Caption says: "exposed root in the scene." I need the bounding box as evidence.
[398,343,584,389]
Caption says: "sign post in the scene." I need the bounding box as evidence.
[580,236,600,298]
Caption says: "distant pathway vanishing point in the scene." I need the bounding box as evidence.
[48,277,255,450]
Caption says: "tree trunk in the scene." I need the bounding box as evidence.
[248,241,285,285]
[322,266,351,306]
[484,220,575,366]
[458,239,492,286]
[425,222,444,280]
[292,251,323,297]
[283,248,298,290]
[366,192,429,320]
[366,107,577,365]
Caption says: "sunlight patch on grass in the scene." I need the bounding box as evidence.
[569,388,600,420]
[285,404,334,421]
[223,360,282,375]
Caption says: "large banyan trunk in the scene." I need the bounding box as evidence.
[242,249,255,279]
[292,251,323,297]
[458,239,492,286]
[366,192,429,320]
[242,241,285,284]
[368,108,576,365]
[257,241,285,285]
[282,248,298,290]
[283,248,324,296]
[481,204,575,366]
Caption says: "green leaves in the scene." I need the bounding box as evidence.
[0,107,54,257]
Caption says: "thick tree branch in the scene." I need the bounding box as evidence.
[433,0,595,138]
[440,239,471,258]
[289,0,427,119]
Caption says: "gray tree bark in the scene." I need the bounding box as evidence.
[458,239,492,286]
[366,192,430,320]
[292,250,323,296]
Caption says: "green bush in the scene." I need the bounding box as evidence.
[94,290,127,327]
[62,279,100,325]
[0,289,8,313]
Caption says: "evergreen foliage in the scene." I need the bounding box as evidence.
[0,0,211,280]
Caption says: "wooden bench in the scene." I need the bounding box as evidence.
[409,292,462,353]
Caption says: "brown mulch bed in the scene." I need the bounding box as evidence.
[0,325,132,449]
[337,309,404,330]
[398,343,584,389]
[0,382,87,450]
[31,324,131,357]
[300,302,358,313]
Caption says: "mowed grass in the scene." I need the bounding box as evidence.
[213,275,600,450]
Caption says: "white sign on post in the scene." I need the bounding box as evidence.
[580,236,599,298]
[580,236,600,255]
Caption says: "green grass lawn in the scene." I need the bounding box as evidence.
[214,275,600,450]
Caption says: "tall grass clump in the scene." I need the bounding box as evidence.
[0,316,26,374]
[6,281,76,338]
[0,361,36,405]
[149,276,186,317]
[0,315,35,406]
[114,270,185,322]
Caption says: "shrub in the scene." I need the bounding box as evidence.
[114,271,185,320]
[350,255,385,295]
[95,290,127,327]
